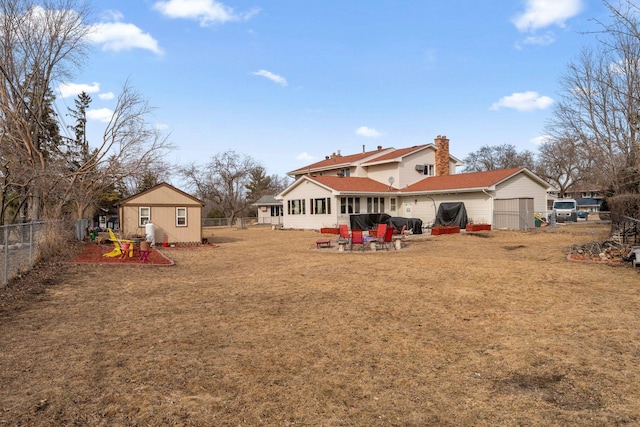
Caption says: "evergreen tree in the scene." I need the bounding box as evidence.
[66,91,92,170]
[245,167,272,204]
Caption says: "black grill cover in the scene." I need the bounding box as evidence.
[434,202,468,228]
[385,217,423,234]
[349,213,391,231]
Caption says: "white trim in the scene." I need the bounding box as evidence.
[139,207,150,227]
[176,207,187,227]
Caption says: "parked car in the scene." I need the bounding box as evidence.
[577,211,589,220]
[552,199,578,222]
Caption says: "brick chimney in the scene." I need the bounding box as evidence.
[434,135,450,176]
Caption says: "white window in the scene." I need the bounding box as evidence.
[340,197,360,214]
[367,197,385,213]
[422,164,435,176]
[139,207,150,226]
[390,197,397,211]
[288,199,306,215]
[310,198,331,215]
[176,207,187,226]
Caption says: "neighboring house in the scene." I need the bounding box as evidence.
[548,184,606,212]
[576,198,603,213]
[277,135,553,230]
[117,182,205,244]
[253,195,283,225]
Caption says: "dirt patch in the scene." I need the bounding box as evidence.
[2,222,640,425]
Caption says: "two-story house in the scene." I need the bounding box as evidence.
[276,135,552,230]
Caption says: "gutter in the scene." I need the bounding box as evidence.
[482,188,494,226]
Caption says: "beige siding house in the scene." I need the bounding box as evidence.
[402,167,552,229]
[117,183,205,245]
[277,136,553,231]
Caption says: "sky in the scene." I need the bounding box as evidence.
[55,0,612,179]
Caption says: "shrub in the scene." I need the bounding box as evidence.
[607,194,640,221]
[36,222,72,263]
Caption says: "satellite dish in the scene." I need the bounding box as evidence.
[388,177,395,189]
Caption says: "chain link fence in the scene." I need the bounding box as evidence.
[0,222,47,287]
[201,217,257,228]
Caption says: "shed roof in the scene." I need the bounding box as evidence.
[117,182,204,206]
[253,195,282,206]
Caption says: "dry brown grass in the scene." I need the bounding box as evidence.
[1,222,640,426]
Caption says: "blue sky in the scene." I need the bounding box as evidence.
[56,0,610,178]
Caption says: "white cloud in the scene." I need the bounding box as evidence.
[153,0,259,27]
[88,21,163,55]
[99,9,124,22]
[513,0,584,32]
[252,70,288,86]
[490,91,554,112]
[58,82,100,98]
[86,108,113,123]
[355,126,382,138]
[531,135,552,145]
[296,152,314,162]
[515,32,556,49]
[98,92,115,100]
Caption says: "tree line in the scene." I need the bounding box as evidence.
[0,0,288,227]
[466,1,640,202]
[1,0,639,228]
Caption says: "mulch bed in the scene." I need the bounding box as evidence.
[68,243,175,266]
[566,253,625,266]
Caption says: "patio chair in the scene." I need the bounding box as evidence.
[337,224,350,244]
[376,225,394,251]
[104,228,134,258]
[374,224,387,250]
[350,229,365,252]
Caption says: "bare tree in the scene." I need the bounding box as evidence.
[58,82,173,220]
[546,0,640,194]
[268,173,291,195]
[463,144,536,172]
[180,151,260,224]
[0,0,91,221]
[535,135,593,198]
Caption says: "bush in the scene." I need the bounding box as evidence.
[607,194,640,221]
[36,222,73,263]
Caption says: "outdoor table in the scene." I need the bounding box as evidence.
[316,239,331,249]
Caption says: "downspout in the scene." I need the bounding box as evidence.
[426,196,437,218]
[482,189,494,227]
[425,195,437,227]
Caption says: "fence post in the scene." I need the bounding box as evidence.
[29,223,34,264]
[3,226,8,287]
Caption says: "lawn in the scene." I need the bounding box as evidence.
[1,221,639,426]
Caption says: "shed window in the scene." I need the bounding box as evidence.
[176,207,187,226]
[139,207,150,226]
